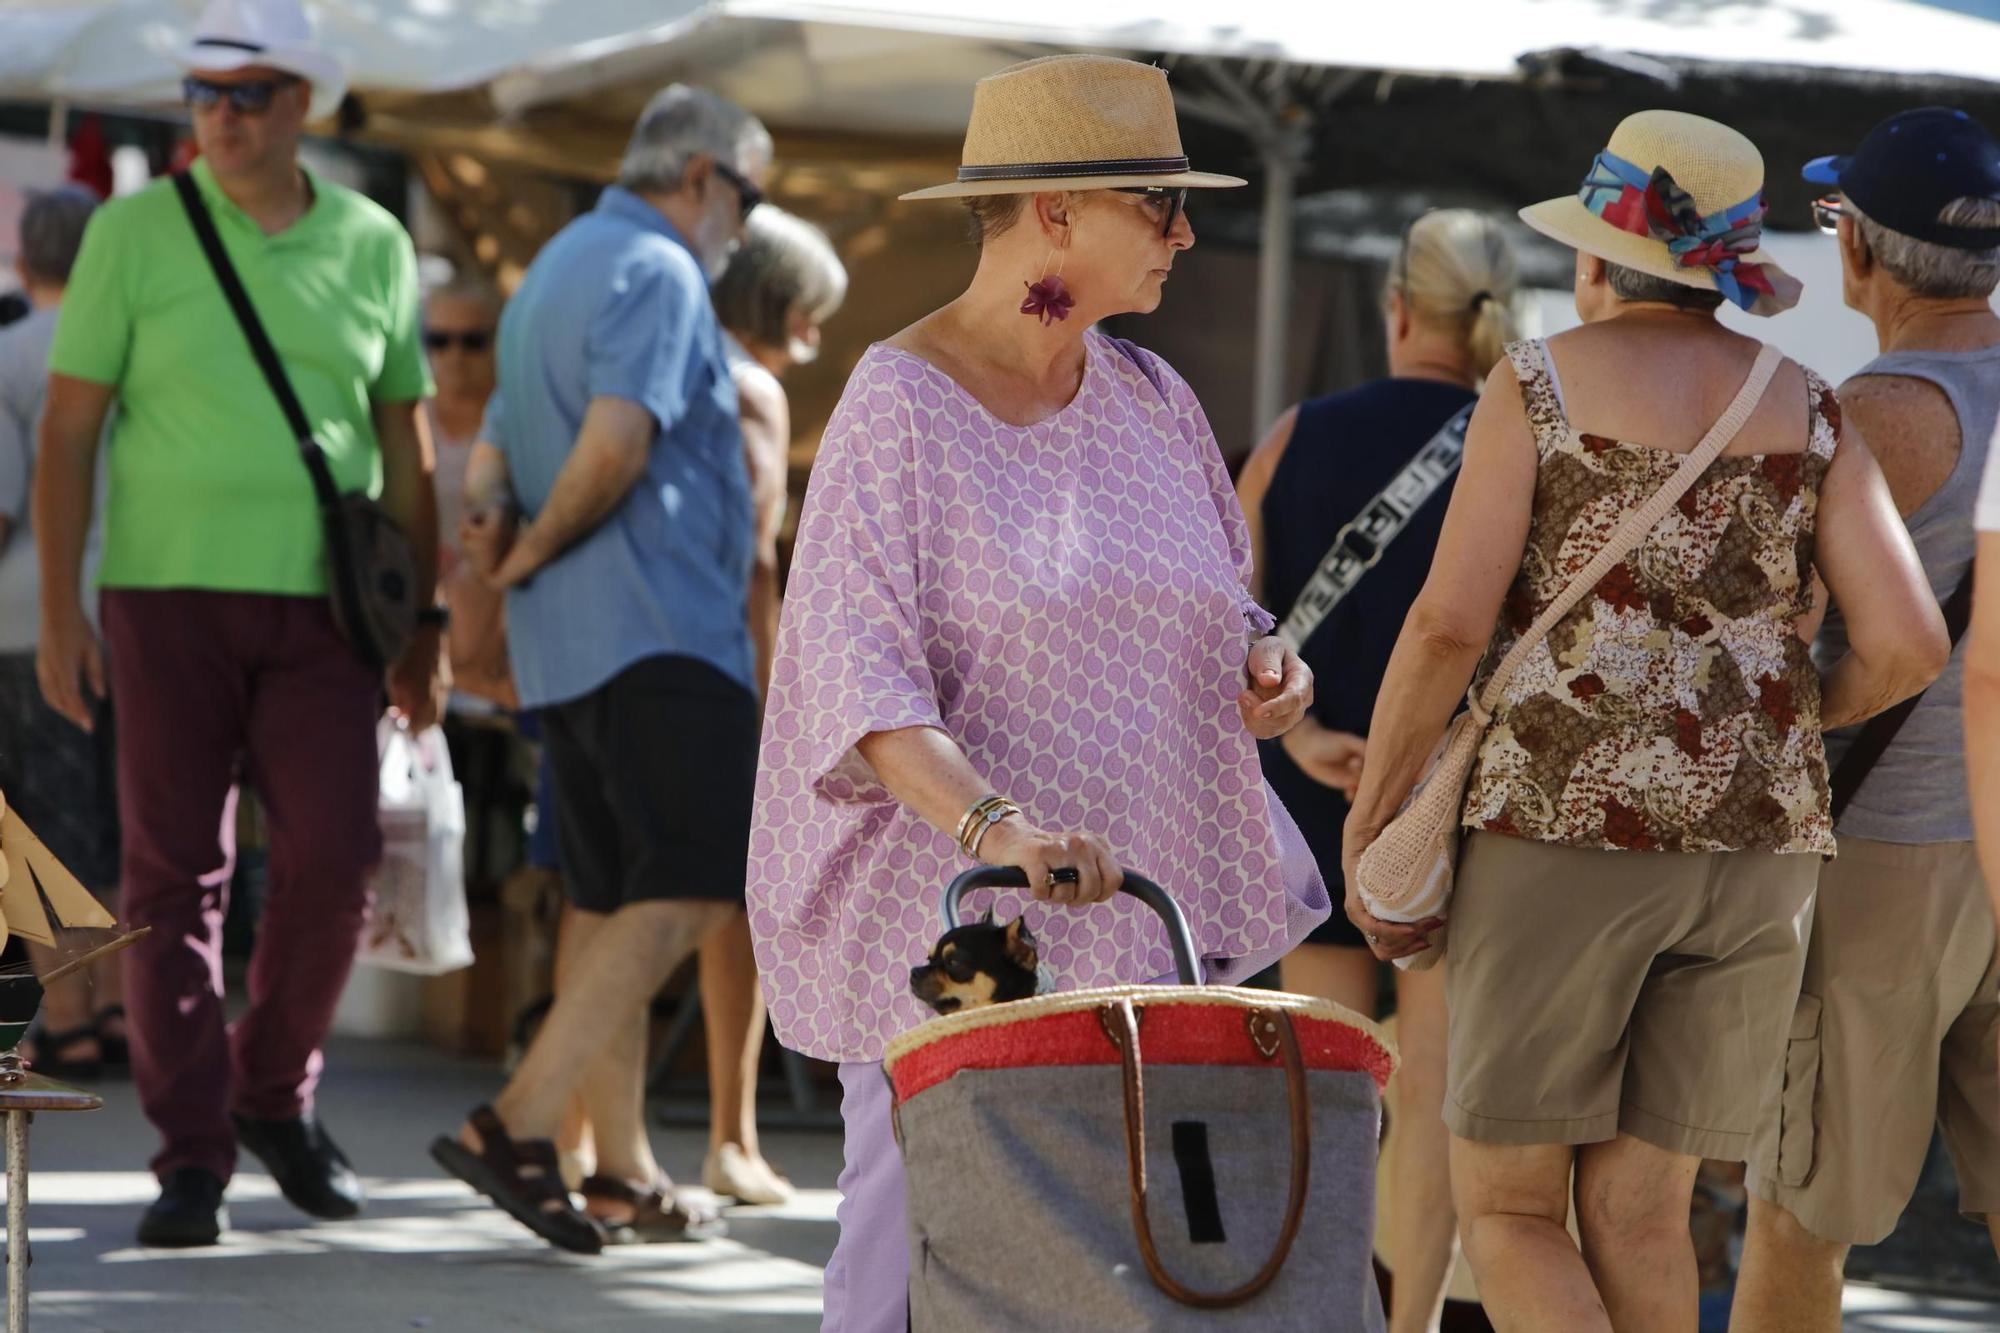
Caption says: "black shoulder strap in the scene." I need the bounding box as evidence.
[171,171,342,510]
[1828,565,1976,824]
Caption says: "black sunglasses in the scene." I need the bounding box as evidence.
[424,329,492,353]
[1115,186,1187,237]
[181,75,300,115]
[1811,193,1844,235]
[712,161,764,222]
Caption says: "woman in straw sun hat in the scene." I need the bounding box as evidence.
[745,53,1328,1331]
[1338,109,1947,1327]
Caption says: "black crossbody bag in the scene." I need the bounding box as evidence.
[173,171,417,673]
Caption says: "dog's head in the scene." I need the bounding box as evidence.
[909,911,1040,1016]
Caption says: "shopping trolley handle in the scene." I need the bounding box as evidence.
[941,866,1201,987]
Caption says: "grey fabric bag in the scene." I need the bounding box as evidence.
[888,870,1392,1332]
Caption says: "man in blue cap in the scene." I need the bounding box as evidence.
[1733,107,2000,1332]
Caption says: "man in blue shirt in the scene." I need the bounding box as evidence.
[433,85,772,1252]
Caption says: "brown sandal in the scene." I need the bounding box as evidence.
[579,1174,727,1245]
[430,1105,606,1254]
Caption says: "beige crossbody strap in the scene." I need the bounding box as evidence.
[1469,343,1786,723]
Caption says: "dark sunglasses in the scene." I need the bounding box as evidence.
[181,74,300,115]
[712,160,764,222]
[424,330,492,353]
[1811,193,1844,235]
[1115,186,1187,237]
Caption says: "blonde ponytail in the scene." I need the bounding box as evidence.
[1389,209,1521,381]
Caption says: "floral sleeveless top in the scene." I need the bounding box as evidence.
[1461,339,1838,856]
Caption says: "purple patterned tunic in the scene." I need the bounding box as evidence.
[747,332,1328,1062]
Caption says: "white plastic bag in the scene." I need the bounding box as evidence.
[359,721,472,975]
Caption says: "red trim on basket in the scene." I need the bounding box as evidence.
[889,1004,1394,1104]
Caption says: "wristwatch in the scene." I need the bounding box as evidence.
[417,605,449,629]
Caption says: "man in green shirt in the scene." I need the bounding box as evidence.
[34,0,441,1248]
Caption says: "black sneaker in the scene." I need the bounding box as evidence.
[232,1110,365,1221]
[137,1167,227,1247]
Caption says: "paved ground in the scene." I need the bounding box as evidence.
[6,1037,1995,1331]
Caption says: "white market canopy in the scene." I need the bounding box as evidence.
[7,0,1998,434]
[5,0,2000,128]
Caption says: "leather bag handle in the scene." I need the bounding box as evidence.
[1099,998,1311,1309]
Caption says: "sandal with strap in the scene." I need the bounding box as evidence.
[24,1021,102,1082]
[579,1174,727,1245]
[429,1105,605,1255]
[94,1005,129,1070]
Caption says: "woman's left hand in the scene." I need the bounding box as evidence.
[1341,821,1442,962]
[1238,636,1312,739]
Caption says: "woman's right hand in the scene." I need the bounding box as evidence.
[978,817,1124,907]
[1280,716,1366,799]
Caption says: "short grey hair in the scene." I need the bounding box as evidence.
[711,207,848,346]
[1605,261,1726,312]
[19,186,98,286]
[424,271,504,322]
[1852,197,2000,300]
[617,85,772,194]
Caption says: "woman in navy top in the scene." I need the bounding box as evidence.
[1239,209,1519,1333]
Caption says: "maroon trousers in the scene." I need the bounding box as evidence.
[103,590,382,1181]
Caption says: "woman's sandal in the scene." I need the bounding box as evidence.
[23,1022,102,1082]
[429,1105,606,1255]
[579,1174,727,1245]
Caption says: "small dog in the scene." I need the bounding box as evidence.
[910,912,1041,1015]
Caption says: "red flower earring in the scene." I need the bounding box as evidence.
[1021,247,1075,325]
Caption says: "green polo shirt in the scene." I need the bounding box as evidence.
[49,159,431,595]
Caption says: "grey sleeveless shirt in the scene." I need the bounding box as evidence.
[1818,344,2000,844]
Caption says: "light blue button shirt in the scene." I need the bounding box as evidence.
[486,187,754,709]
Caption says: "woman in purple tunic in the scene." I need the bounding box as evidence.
[746,56,1328,1332]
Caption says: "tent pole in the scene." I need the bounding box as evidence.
[1253,137,1300,444]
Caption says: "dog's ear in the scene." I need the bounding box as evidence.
[1004,916,1038,969]
[980,907,995,927]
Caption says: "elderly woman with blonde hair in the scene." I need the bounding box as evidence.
[746,55,1327,1332]
[695,205,847,1205]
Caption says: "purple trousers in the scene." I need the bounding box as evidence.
[824,1062,907,1333]
[103,590,383,1181]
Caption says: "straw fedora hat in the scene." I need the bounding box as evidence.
[163,0,349,122]
[901,55,1246,200]
[1520,109,1800,316]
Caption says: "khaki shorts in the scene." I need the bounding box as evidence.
[1445,832,1817,1160]
[1748,838,2000,1245]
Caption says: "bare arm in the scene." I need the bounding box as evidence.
[855,725,1121,907]
[1813,422,1951,730]
[492,396,653,588]
[32,373,113,729]
[1968,532,2000,926]
[375,397,445,728]
[1344,367,1538,846]
[738,368,790,707]
[1234,405,1295,607]
[445,441,517,709]
[1840,374,1960,520]
[1339,368,1539,957]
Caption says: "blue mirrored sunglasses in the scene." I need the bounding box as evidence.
[181,75,300,115]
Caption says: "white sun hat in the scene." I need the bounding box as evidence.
[165,0,348,123]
